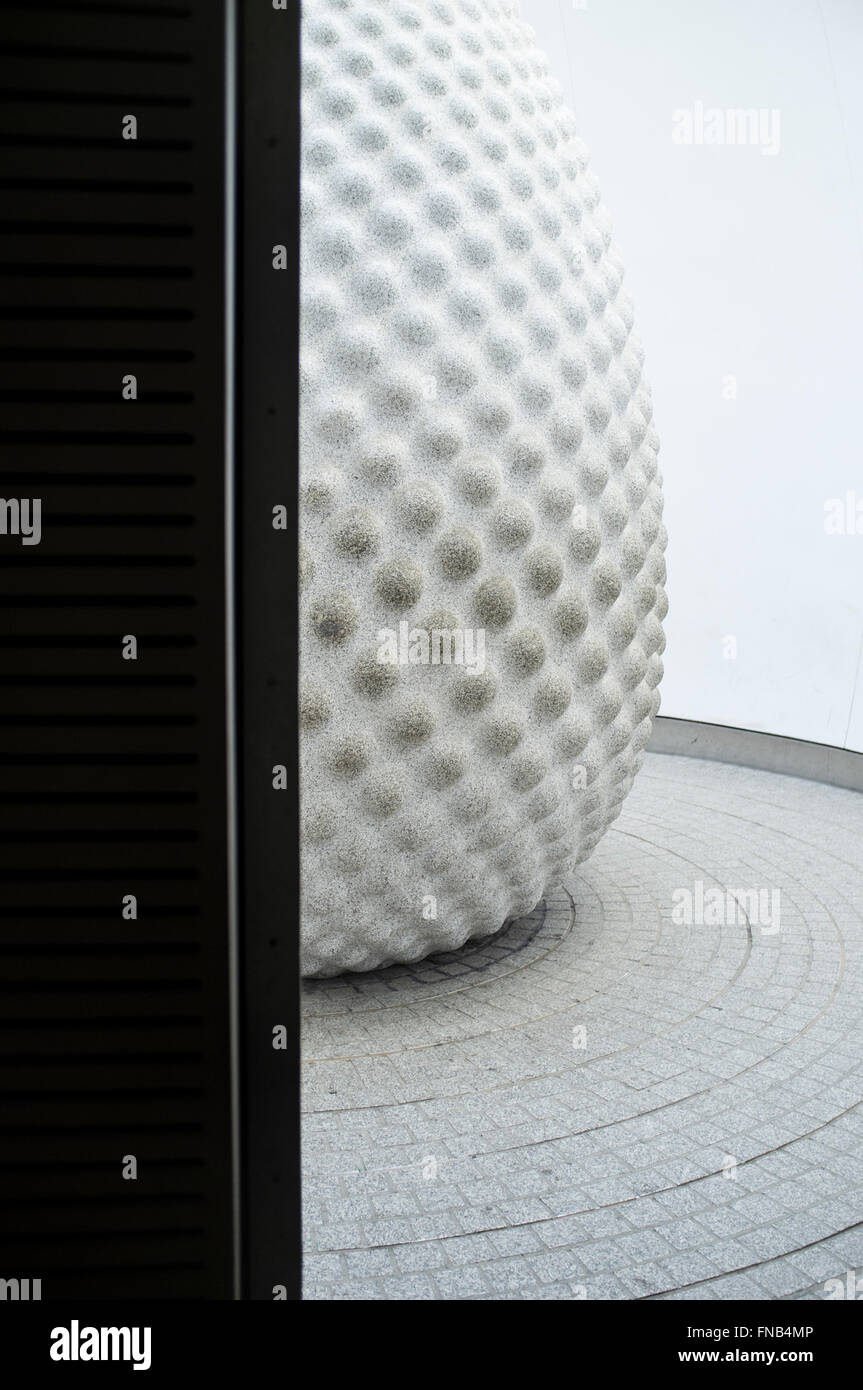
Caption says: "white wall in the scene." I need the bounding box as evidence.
[522,0,863,751]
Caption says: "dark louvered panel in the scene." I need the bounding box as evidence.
[0,0,233,1299]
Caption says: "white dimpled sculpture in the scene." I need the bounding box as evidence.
[300,0,667,977]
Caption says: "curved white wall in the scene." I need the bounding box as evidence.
[523,0,863,751]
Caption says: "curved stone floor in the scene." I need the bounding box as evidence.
[302,752,863,1300]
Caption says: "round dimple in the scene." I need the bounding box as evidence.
[484,329,524,375]
[373,372,422,424]
[640,507,661,545]
[553,589,588,642]
[469,178,501,213]
[395,480,446,534]
[310,222,357,273]
[391,697,437,746]
[591,556,623,607]
[424,742,469,790]
[575,633,609,685]
[328,326,381,377]
[460,230,496,270]
[318,83,357,122]
[451,96,480,131]
[353,120,389,154]
[534,671,572,721]
[648,686,663,727]
[506,625,546,678]
[352,649,399,700]
[330,506,382,560]
[474,574,517,629]
[526,313,559,352]
[607,601,638,653]
[368,201,415,250]
[358,437,405,489]
[435,140,470,175]
[393,308,438,348]
[576,446,610,497]
[371,73,406,105]
[331,831,369,878]
[649,549,667,586]
[418,68,448,100]
[427,189,461,231]
[451,777,494,827]
[394,4,421,31]
[408,245,452,294]
[518,373,554,416]
[619,530,647,577]
[568,514,601,566]
[587,329,612,371]
[419,418,465,462]
[450,667,498,713]
[308,591,358,646]
[524,542,564,597]
[539,471,576,522]
[584,390,611,433]
[389,154,425,192]
[486,93,510,124]
[641,613,664,657]
[526,782,564,824]
[315,402,363,450]
[550,409,584,457]
[600,484,629,536]
[351,264,397,314]
[590,677,623,727]
[326,732,372,779]
[306,18,340,49]
[299,680,332,732]
[436,526,483,580]
[618,645,648,690]
[497,276,529,312]
[384,809,423,858]
[531,256,561,295]
[491,497,535,549]
[362,772,404,818]
[375,555,424,610]
[481,708,526,756]
[425,29,453,58]
[472,395,512,438]
[457,57,483,89]
[509,747,548,792]
[604,717,633,758]
[448,285,492,333]
[455,454,501,506]
[555,711,590,758]
[631,682,655,724]
[435,351,476,398]
[304,135,338,171]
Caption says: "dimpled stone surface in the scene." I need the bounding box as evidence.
[300,0,667,977]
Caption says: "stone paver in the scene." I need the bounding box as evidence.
[302,753,863,1300]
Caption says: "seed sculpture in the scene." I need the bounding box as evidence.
[299,0,667,976]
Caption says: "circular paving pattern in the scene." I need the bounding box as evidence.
[302,752,863,1300]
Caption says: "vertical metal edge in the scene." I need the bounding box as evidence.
[223,0,241,1301]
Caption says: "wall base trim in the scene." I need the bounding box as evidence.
[648,716,863,794]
